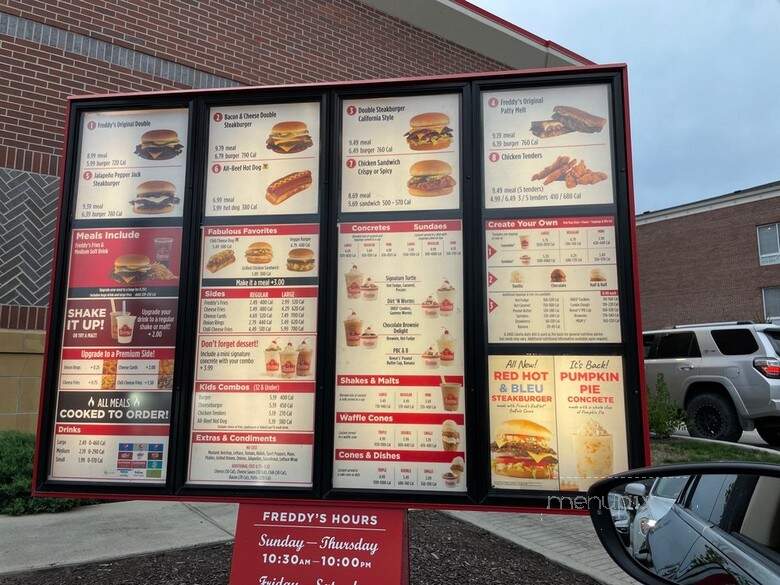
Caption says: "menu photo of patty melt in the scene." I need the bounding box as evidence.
[75,109,188,220]
[485,217,621,344]
[482,84,614,209]
[488,355,629,492]
[206,103,320,217]
[333,220,466,492]
[187,223,320,486]
[341,94,460,212]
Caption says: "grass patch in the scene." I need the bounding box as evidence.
[0,431,96,516]
[651,437,780,465]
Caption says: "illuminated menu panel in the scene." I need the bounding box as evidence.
[485,217,621,343]
[333,221,466,491]
[341,94,460,212]
[488,355,628,492]
[187,224,319,486]
[482,84,614,209]
[206,103,320,217]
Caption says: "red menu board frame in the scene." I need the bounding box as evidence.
[33,64,649,513]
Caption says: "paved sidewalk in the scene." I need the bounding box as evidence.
[450,511,639,585]
[0,501,237,575]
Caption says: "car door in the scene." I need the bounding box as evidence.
[649,331,702,404]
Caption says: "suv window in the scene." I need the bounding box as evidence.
[764,330,780,355]
[685,474,731,521]
[652,475,689,500]
[655,332,701,359]
[711,329,759,355]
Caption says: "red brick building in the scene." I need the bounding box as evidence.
[0,0,588,430]
[637,181,780,330]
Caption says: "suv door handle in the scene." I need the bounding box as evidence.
[678,365,694,371]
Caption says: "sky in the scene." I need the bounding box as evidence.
[472,0,780,213]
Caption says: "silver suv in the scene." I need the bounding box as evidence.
[643,322,780,445]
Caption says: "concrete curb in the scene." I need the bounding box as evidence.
[670,433,780,456]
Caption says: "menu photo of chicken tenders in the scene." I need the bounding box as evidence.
[75,109,188,220]
[341,94,460,212]
[206,103,320,217]
[482,84,614,208]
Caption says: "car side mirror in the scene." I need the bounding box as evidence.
[587,462,780,585]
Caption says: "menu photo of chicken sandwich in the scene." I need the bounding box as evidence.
[266,121,313,154]
[265,170,312,205]
[404,112,454,151]
[407,160,456,197]
[491,419,559,480]
[530,106,606,139]
[130,180,180,215]
[134,129,184,160]
[245,241,273,265]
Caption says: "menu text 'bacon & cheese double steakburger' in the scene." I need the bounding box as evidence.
[404,112,453,151]
[134,129,184,160]
[407,160,456,197]
[266,121,313,154]
[130,180,180,214]
[491,419,558,480]
[111,254,152,285]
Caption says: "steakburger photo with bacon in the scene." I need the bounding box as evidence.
[491,419,558,480]
[266,121,313,154]
[407,160,456,197]
[404,112,454,151]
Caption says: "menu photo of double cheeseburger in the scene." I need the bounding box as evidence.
[491,419,558,480]
[407,160,456,197]
[130,180,180,215]
[110,254,152,285]
[134,129,184,160]
[404,112,453,151]
[266,121,313,154]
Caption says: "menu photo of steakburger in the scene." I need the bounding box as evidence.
[110,254,177,285]
[404,112,454,151]
[266,121,313,154]
[491,419,559,481]
[407,160,456,198]
[134,129,184,160]
[286,248,315,272]
[130,180,180,215]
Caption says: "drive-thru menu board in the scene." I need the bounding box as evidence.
[206,103,320,217]
[188,224,319,486]
[482,84,613,209]
[341,95,460,212]
[50,107,188,483]
[333,221,466,491]
[40,68,645,507]
[488,355,628,492]
[485,216,621,343]
[75,109,188,220]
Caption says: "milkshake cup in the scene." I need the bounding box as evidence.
[440,382,461,412]
[344,265,363,299]
[280,342,298,379]
[110,310,129,340]
[296,340,312,377]
[436,280,455,315]
[344,311,363,347]
[116,315,136,344]
[264,340,281,375]
[437,329,455,365]
[573,420,614,490]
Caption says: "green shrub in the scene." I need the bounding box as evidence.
[0,431,93,515]
[647,373,686,439]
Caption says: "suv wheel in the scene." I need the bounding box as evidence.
[755,420,780,447]
[686,393,742,442]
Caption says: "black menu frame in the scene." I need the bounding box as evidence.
[33,65,649,512]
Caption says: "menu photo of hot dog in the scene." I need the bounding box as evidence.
[206,103,320,217]
[482,84,614,209]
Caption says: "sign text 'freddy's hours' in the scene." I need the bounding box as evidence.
[42,69,643,504]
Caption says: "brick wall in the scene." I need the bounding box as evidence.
[0,329,44,432]
[637,197,780,329]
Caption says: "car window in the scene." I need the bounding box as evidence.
[711,329,759,355]
[763,330,780,355]
[652,475,689,499]
[642,334,656,359]
[656,332,700,359]
[684,474,731,521]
